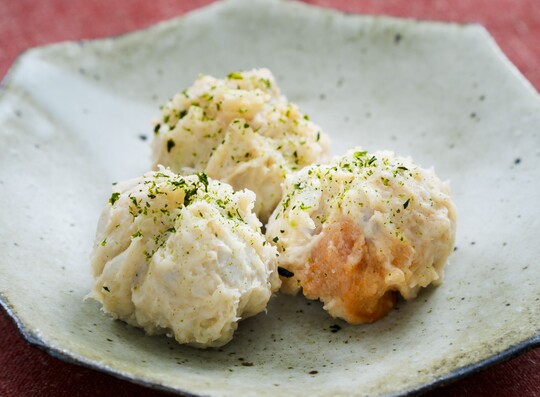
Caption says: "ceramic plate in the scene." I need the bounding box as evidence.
[1,0,539,395]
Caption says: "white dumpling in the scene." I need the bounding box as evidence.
[266,148,456,324]
[88,168,280,348]
[151,68,330,222]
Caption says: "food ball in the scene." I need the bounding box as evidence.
[151,68,330,222]
[266,148,456,324]
[88,168,280,348]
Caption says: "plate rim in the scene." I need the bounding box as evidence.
[1,0,539,395]
[2,292,539,397]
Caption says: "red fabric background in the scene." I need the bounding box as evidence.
[0,1,539,396]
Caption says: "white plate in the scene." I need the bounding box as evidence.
[1,0,539,396]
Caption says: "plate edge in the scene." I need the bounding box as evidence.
[0,0,539,395]
[1,291,539,397]
[0,293,205,397]
[389,333,540,397]
[2,0,528,101]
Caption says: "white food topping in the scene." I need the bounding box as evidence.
[152,68,330,222]
[88,168,279,348]
[266,148,456,324]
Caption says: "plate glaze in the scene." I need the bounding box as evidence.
[0,0,539,396]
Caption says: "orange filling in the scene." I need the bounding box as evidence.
[298,220,397,324]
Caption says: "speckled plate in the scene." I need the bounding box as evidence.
[1,0,539,396]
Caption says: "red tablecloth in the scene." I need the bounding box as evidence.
[0,1,539,396]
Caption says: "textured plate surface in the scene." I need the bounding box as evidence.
[0,0,539,396]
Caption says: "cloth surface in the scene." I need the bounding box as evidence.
[0,1,539,396]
